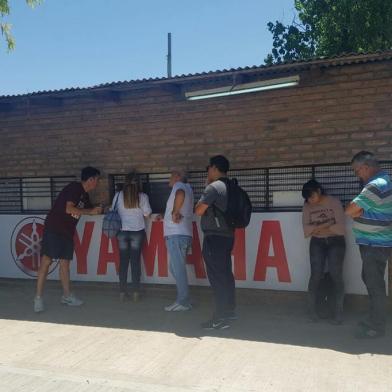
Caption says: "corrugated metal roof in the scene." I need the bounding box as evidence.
[2,50,392,99]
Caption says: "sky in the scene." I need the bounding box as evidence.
[0,0,296,96]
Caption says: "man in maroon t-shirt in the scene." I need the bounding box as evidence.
[34,167,102,313]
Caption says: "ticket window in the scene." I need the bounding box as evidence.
[22,178,51,212]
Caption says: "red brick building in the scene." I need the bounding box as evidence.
[1,51,391,179]
[1,51,391,290]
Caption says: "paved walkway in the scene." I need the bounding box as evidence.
[0,279,391,392]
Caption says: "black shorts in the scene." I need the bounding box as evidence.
[41,229,74,261]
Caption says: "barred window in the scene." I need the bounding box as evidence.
[0,176,76,214]
[110,173,171,214]
[109,162,392,213]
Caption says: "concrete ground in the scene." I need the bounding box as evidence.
[0,279,391,392]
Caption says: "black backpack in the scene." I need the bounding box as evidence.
[219,177,252,228]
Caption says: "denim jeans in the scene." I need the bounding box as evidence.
[202,235,235,319]
[308,236,346,318]
[360,245,391,333]
[165,235,192,306]
[117,230,145,293]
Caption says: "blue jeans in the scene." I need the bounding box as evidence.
[117,230,145,293]
[165,235,192,306]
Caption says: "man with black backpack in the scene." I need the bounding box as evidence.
[195,155,251,330]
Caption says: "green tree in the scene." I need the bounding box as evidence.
[1,0,41,51]
[265,0,392,65]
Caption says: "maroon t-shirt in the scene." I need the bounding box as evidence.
[45,182,91,239]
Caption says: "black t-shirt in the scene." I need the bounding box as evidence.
[45,182,91,238]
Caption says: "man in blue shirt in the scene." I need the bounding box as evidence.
[346,151,392,338]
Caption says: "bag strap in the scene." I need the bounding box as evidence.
[113,192,121,212]
[211,178,229,218]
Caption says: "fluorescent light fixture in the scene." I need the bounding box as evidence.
[185,75,300,101]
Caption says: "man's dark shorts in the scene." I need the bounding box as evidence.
[41,229,74,261]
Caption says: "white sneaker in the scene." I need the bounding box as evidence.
[61,294,83,307]
[164,302,192,312]
[34,296,44,313]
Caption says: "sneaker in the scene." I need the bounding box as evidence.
[307,311,319,323]
[164,302,192,312]
[330,312,344,325]
[224,311,238,321]
[34,296,44,313]
[357,319,372,329]
[119,292,129,302]
[355,327,385,339]
[132,291,140,302]
[201,318,230,330]
[329,318,343,326]
[61,294,83,307]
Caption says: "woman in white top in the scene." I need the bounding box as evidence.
[112,172,152,301]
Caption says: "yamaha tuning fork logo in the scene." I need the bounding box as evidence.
[10,217,58,277]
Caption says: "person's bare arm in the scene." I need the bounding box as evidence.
[142,194,152,218]
[311,222,333,235]
[172,189,185,223]
[194,202,209,216]
[302,206,331,237]
[66,201,102,216]
[329,200,346,235]
[345,202,363,218]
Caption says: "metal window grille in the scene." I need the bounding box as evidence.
[0,176,77,214]
[109,173,171,213]
[109,161,392,213]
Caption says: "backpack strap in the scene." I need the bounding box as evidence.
[210,178,231,228]
[218,177,231,211]
[211,177,229,214]
[218,176,229,185]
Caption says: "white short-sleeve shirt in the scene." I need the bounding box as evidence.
[112,191,152,231]
[163,182,194,237]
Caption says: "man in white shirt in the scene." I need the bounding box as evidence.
[163,169,194,311]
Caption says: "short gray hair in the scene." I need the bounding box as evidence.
[171,169,189,183]
[351,151,379,168]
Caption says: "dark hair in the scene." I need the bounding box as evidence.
[301,179,325,202]
[351,150,379,168]
[209,155,230,173]
[81,166,100,182]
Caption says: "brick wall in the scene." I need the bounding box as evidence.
[1,61,391,184]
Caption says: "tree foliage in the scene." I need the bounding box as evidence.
[0,0,41,51]
[265,0,392,65]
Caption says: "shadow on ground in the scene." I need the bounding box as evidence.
[1,278,391,356]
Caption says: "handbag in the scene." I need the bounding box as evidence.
[102,192,122,238]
